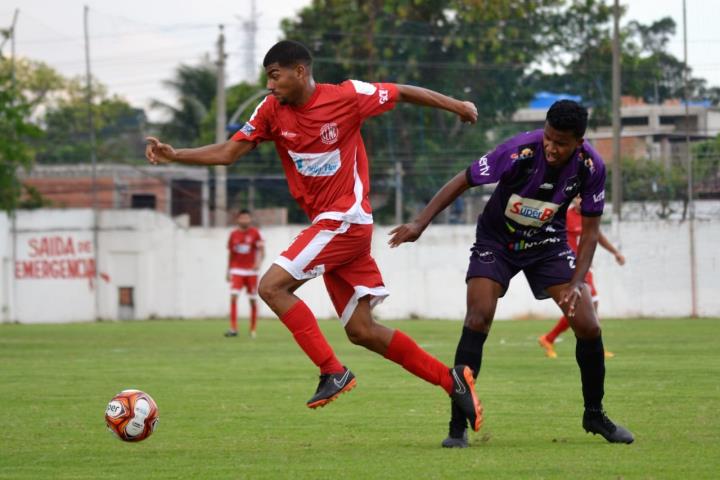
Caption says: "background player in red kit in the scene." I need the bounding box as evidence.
[538,197,625,358]
[145,40,482,432]
[226,209,265,338]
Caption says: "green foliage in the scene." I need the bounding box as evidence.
[1,318,719,478]
[277,0,564,220]
[531,3,719,120]
[0,64,41,212]
[34,77,147,164]
[151,58,217,146]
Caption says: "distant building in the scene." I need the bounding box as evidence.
[20,164,209,226]
[512,93,720,167]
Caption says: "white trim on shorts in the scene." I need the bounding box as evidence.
[340,285,390,327]
[230,268,258,276]
[231,289,258,299]
[273,221,351,280]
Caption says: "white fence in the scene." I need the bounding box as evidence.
[1,209,718,324]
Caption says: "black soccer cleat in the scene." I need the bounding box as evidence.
[224,330,238,337]
[449,365,483,432]
[441,430,469,449]
[583,409,634,444]
[306,367,356,409]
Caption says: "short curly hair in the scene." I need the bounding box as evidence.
[546,100,588,138]
[263,40,312,68]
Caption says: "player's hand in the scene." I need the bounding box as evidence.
[559,281,584,318]
[388,222,425,248]
[145,136,177,165]
[226,271,231,282]
[615,253,626,266]
[457,101,478,124]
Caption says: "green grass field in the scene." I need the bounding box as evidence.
[1,317,719,479]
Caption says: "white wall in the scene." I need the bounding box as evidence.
[1,209,718,323]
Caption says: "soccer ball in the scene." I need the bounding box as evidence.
[105,389,159,442]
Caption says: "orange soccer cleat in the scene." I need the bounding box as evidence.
[538,335,558,358]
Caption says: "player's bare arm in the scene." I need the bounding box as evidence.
[145,137,254,166]
[255,244,266,270]
[560,215,601,316]
[396,85,477,124]
[389,170,470,247]
[598,231,626,265]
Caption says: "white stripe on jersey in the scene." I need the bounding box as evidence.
[312,147,373,225]
[248,95,269,123]
[350,79,377,96]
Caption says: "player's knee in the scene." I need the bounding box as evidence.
[575,323,601,339]
[464,309,493,332]
[257,278,280,306]
[345,323,373,347]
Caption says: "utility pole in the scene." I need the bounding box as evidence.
[5,9,19,323]
[611,0,622,225]
[240,0,258,83]
[214,25,227,227]
[682,0,698,318]
[394,161,404,225]
[83,5,100,319]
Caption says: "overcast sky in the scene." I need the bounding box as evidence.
[2,0,718,120]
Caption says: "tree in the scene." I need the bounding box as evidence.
[0,64,41,212]
[33,77,147,164]
[151,58,217,146]
[530,6,718,121]
[279,0,565,221]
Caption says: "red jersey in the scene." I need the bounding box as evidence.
[231,80,399,224]
[228,227,263,275]
[566,205,582,253]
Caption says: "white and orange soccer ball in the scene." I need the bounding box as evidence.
[105,389,159,442]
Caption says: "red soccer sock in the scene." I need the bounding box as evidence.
[280,300,344,374]
[384,330,454,395]
[250,302,258,332]
[546,316,570,343]
[230,299,238,332]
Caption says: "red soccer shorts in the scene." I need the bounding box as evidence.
[274,219,389,325]
[584,269,598,302]
[230,274,258,298]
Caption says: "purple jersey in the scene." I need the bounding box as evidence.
[466,129,606,251]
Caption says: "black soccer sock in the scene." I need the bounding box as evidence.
[449,327,488,436]
[575,335,605,410]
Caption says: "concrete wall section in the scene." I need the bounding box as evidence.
[1,209,718,323]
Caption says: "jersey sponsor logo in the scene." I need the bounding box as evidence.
[476,155,490,176]
[379,89,389,104]
[281,130,298,139]
[539,182,554,190]
[288,149,341,177]
[233,244,251,254]
[320,122,339,145]
[507,236,562,251]
[240,122,255,136]
[505,193,560,227]
[593,190,605,203]
[563,175,580,197]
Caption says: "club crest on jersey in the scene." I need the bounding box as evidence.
[320,122,339,145]
[581,152,596,174]
[563,175,580,197]
[505,193,560,227]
